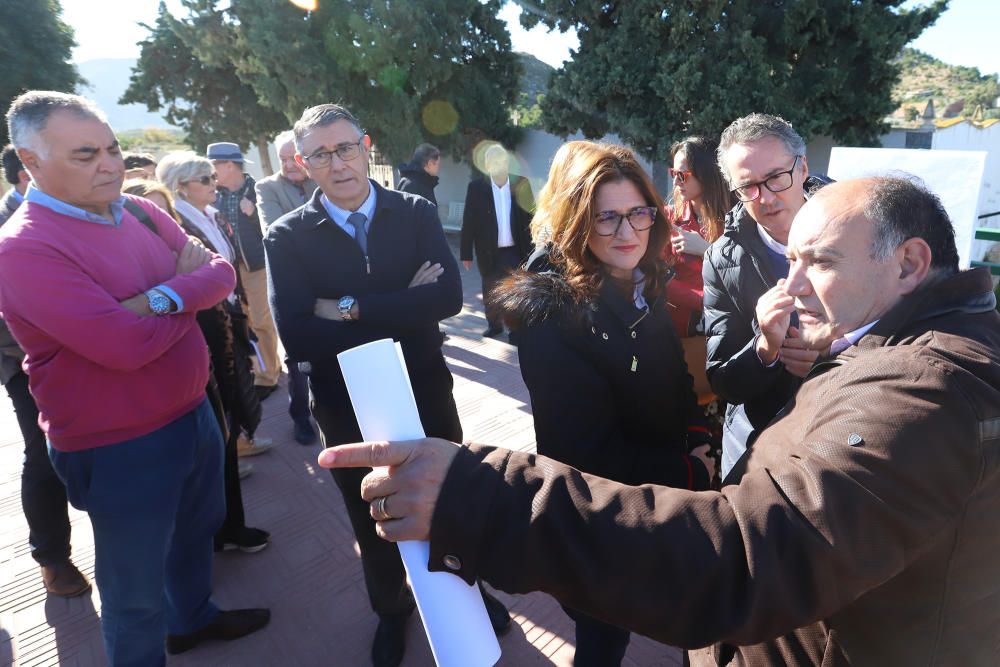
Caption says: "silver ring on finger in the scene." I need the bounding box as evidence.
[374,495,393,521]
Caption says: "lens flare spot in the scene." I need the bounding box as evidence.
[422,101,459,136]
[289,0,318,10]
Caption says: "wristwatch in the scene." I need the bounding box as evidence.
[338,296,356,321]
[145,288,172,316]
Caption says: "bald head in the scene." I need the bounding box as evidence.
[784,176,948,350]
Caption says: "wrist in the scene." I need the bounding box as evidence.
[755,334,780,366]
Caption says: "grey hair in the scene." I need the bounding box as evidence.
[862,175,959,273]
[716,113,806,186]
[274,130,296,150]
[412,143,440,167]
[292,104,363,153]
[6,91,109,159]
[156,150,213,196]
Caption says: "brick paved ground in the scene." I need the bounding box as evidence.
[0,236,682,666]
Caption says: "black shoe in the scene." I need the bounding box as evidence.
[293,417,318,445]
[165,608,270,655]
[254,384,278,402]
[371,608,413,667]
[482,325,503,338]
[215,527,271,554]
[480,586,512,636]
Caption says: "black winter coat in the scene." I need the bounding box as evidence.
[497,257,710,491]
[396,162,439,207]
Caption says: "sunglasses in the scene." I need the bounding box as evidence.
[668,168,692,184]
[185,173,218,186]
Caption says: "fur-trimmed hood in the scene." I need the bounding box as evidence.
[493,269,594,332]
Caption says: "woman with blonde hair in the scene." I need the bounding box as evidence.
[496,142,712,666]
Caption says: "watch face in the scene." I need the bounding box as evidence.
[338,296,353,310]
[149,292,170,314]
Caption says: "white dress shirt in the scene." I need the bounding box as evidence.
[491,178,514,248]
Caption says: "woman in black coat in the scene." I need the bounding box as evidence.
[125,167,270,555]
[495,141,712,666]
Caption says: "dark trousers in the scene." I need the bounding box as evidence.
[312,375,462,618]
[287,356,309,421]
[563,605,631,667]
[483,246,523,329]
[216,414,247,542]
[6,370,72,565]
[50,399,224,667]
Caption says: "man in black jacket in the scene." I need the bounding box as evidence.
[395,143,440,207]
[703,114,829,479]
[210,141,281,401]
[264,104,510,667]
[460,144,535,338]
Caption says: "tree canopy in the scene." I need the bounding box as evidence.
[520,0,948,159]
[123,0,523,165]
[0,0,82,147]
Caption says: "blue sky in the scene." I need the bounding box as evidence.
[61,0,997,77]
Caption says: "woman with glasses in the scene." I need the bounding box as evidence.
[495,142,711,666]
[150,153,271,554]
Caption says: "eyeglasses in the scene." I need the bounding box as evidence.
[731,155,801,202]
[184,173,218,186]
[668,168,692,184]
[303,138,365,168]
[593,206,658,237]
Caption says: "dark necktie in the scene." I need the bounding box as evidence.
[347,211,368,254]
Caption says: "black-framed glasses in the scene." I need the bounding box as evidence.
[184,173,218,186]
[593,206,658,237]
[731,155,802,202]
[668,168,692,183]
[303,138,365,168]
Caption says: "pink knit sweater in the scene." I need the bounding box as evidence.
[0,195,236,451]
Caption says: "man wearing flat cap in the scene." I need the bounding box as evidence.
[209,141,281,404]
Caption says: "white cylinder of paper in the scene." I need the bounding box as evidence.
[337,338,501,667]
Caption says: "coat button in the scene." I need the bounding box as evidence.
[631,331,637,339]
[591,326,596,334]
[602,333,609,340]
[443,554,462,571]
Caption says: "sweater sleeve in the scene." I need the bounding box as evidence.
[136,198,237,313]
[428,356,982,650]
[702,247,785,404]
[0,240,196,372]
[354,199,463,329]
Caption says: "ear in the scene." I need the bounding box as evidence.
[362,134,372,151]
[17,148,40,173]
[294,153,308,170]
[896,237,932,294]
[799,155,809,180]
[17,169,30,186]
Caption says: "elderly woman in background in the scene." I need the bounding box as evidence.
[125,163,269,555]
[495,142,713,666]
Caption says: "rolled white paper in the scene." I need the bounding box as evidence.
[337,338,501,667]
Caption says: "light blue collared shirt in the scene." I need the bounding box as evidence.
[25,184,185,312]
[25,183,125,226]
[11,189,24,203]
[320,180,377,239]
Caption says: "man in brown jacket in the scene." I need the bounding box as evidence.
[320,176,1000,665]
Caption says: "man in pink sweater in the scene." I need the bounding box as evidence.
[0,91,269,666]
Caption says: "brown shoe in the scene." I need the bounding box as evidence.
[41,562,91,598]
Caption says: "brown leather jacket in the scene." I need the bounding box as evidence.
[429,268,1000,665]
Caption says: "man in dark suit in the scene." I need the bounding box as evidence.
[460,144,535,338]
[264,104,510,667]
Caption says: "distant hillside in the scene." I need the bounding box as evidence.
[76,58,176,132]
[517,52,554,101]
[894,48,1000,117]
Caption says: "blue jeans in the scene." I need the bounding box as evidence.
[50,398,225,667]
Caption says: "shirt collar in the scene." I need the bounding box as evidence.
[25,183,125,226]
[491,178,510,192]
[755,222,787,255]
[320,180,377,227]
[11,189,24,203]
[830,320,879,355]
